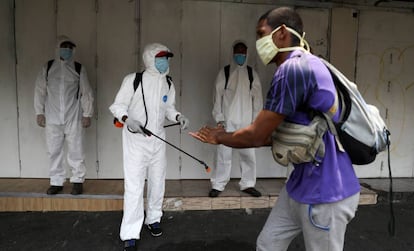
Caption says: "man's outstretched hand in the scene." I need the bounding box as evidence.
[189,126,226,145]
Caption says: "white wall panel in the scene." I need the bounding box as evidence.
[141,0,183,179]
[297,8,329,59]
[16,0,56,177]
[96,0,137,178]
[355,10,414,178]
[0,0,20,177]
[57,0,98,178]
[180,1,221,179]
[330,8,358,80]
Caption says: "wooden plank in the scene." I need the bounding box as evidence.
[0,198,24,211]
[0,178,378,212]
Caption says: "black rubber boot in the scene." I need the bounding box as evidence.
[46,186,63,195]
[71,183,83,195]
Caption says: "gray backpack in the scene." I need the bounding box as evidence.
[321,59,390,165]
[271,59,390,166]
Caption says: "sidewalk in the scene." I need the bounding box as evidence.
[360,178,414,203]
[0,178,413,250]
[0,178,380,212]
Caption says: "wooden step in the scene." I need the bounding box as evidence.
[0,178,377,212]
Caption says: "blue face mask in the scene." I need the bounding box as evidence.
[155,57,169,74]
[233,54,246,65]
[60,48,73,61]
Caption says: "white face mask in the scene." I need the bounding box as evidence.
[256,25,309,65]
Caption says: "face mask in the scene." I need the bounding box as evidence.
[155,57,169,74]
[233,54,246,65]
[256,25,309,65]
[60,48,73,61]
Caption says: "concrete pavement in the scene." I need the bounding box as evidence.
[1,200,413,251]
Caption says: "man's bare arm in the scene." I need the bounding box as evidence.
[190,110,285,148]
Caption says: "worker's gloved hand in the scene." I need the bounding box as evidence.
[125,118,144,134]
[217,121,226,129]
[36,114,46,127]
[82,117,91,128]
[177,114,190,130]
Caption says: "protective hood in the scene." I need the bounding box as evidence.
[55,35,76,62]
[230,39,249,68]
[142,43,173,75]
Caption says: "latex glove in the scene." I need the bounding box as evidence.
[82,117,91,128]
[177,114,189,130]
[217,121,226,129]
[36,114,46,127]
[125,118,144,134]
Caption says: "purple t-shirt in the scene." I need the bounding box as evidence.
[264,50,360,204]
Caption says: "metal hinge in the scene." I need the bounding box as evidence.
[179,156,182,173]
[95,160,100,173]
[95,0,99,13]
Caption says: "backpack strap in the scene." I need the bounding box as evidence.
[46,60,82,78]
[74,61,82,75]
[321,113,345,152]
[129,72,171,128]
[46,60,54,81]
[114,72,143,127]
[74,61,82,99]
[132,71,148,127]
[224,64,254,90]
[133,72,143,92]
[321,77,345,152]
[166,75,172,89]
[46,60,83,99]
[224,65,230,90]
[247,65,254,90]
[133,71,172,93]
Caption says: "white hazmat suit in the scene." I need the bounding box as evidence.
[211,41,263,191]
[109,43,183,241]
[34,35,94,186]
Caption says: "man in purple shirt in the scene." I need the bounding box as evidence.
[190,7,360,251]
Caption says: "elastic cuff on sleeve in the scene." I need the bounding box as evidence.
[121,115,128,123]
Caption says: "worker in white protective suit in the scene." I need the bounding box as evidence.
[109,43,189,251]
[210,40,263,198]
[34,35,94,195]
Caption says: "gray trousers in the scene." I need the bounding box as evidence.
[257,186,359,251]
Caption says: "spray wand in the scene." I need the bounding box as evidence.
[140,126,211,173]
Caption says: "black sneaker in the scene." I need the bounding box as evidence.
[242,187,262,197]
[123,239,138,251]
[46,186,63,195]
[209,189,221,198]
[147,222,163,237]
[71,183,83,195]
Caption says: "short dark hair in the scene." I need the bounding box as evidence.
[259,7,303,45]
